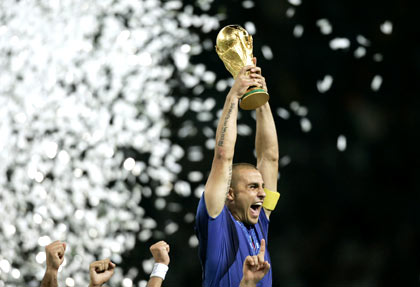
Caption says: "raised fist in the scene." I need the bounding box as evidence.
[89,258,116,287]
[45,241,66,271]
[149,241,170,265]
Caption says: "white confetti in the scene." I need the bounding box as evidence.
[65,277,75,287]
[373,53,383,62]
[329,38,350,50]
[277,107,290,120]
[279,155,291,167]
[123,157,136,171]
[286,7,295,18]
[244,22,256,35]
[293,25,304,38]
[0,260,10,273]
[261,45,273,60]
[242,1,255,9]
[122,278,133,287]
[36,252,46,264]
[300,118,312,132]
[11,269,20,279]
[380,21,393,34]
[188,171,203,182]
[354,47,366,58]
[337,135,347,151]
[296,106,308,117]
[189,235,199,247]
[317,75,333,93]
[371,75,383,91]
[316,19,332,35]
[356,35,371,46]
[288,0,302,6]
[290,101,300,112]
[164,221,179,235]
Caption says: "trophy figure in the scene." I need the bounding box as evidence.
[215,25,269,110]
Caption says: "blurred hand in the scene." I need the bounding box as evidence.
[89,258,116,287]
[45,241,66,272]
[149,241,170,265]
[240,239,271,287]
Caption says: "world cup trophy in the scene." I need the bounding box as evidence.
[215,25,269,110]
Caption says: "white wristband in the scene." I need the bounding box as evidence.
[150,263,169,280]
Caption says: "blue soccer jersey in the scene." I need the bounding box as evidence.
[195,194,272,287]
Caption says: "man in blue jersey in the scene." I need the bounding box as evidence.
[196,59,279,287]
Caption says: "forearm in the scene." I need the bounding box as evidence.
[41,269,58,287]
[239,279,256,287]
[256,102,278,190]
[147,277,164,287]
[256,102,278,160]
[214,93,239,160]
[204,93,239,217]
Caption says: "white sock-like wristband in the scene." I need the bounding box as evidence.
[150,263,169,280]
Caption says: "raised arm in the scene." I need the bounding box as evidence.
[147,241,170,287]
[205,65,262,218]
[253,61,279,219]
[41,241,66,287]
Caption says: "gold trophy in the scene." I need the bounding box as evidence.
[215,25,269,110]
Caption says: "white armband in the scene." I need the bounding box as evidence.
[150,263,169,280]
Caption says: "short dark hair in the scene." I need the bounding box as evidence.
[230,163,258,188]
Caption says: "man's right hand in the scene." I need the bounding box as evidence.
[149,241,170,265]
[240,239,271,287]
[89,259,116,287]
[228,65,263,99]
[45,240,66,272]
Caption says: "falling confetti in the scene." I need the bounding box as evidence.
[286,8,296,18]
[380,21,393,35]
[329,38,351,50]
[354,46,367,58]
[0,0,221,285]
[337,135,347,151]
[300,118,312,132]
[373,53,384,62]
[293,24,304,38]
[371,75,383,91]
[316,19,333,35]
[288,0,302,6]
[356,35,371,46]
[317,75,334,93]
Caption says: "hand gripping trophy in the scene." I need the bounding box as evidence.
[216,25,269,110]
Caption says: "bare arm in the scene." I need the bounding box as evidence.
[205,65,262,218]
[253,64,279,219]
[147,241,170,287]
[41,241,66,287]
[147,277,164,287]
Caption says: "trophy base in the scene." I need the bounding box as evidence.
[239,88,270,110]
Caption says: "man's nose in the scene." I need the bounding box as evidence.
[258,187,266,198]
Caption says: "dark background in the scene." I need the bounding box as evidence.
[123,0,420,286]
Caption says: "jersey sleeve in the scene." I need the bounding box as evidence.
[195,193,232,285]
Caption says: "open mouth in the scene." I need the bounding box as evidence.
[249,202,263,217]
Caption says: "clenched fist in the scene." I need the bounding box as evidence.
[149,241,170,265]
[41,240,66,287]
[45,241,66,272]
[89,258,116,287]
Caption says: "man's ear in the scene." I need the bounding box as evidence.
[226,187,235,201]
